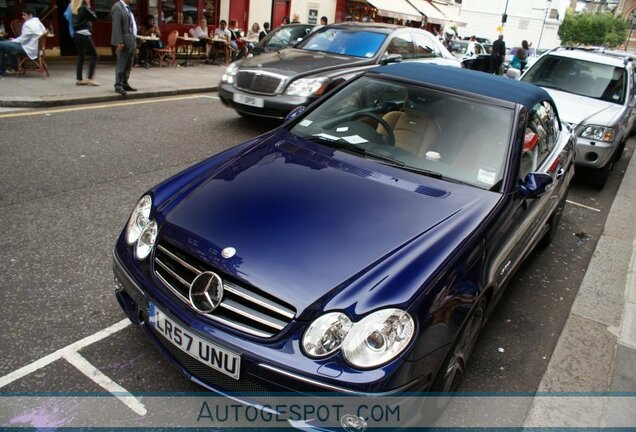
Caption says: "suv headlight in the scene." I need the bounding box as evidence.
[579,125,615,143]
[221,62,239,84]
[285,77,329,97]
[302,309,415,369]
[126,195,152,245]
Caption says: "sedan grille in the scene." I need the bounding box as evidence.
[154,241,296,338]
[236,71,282,95]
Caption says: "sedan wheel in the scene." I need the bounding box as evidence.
[433,297,487,408]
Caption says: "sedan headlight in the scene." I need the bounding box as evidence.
[125,195,152,245]
[579,125,615,143]
[284,77,329,97]
[342,309,415,369]
[303,312,352,357]
[136,220,158,260]
[302,309,415,369]
[221,62,239,84]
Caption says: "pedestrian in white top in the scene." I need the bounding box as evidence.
[0,7,45,76]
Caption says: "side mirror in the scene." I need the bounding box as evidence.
[519,172,553,199]
[285,105,305,122]
[380,53,402,65]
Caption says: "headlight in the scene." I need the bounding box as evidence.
[136,220,158,260]
[579,125,615,143]
[342,309,415,369]
[303,312,352,358]
[125,195,152,245]
[284,77,329,97]
[221,62,239,84]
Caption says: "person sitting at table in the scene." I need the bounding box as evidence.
[214,19,230,41]
[245,22,260,55]
[138,14,161,68]
[228,19,247,60]
[259,22,269,41]
[189,17,210,58]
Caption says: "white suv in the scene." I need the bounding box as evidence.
[521,48,636,188]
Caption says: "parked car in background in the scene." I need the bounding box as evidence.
[450,40,486,60]
[521,47,636,188]
[115,64,574,429]
[252,24,315,56]
[219,22,459,120]
[462,35,492,45]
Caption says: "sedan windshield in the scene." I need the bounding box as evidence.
[262,25,313,49]
[290,76,514,190]
[523,56,626,104]
[296,28,387,58]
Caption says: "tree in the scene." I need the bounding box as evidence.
[558,11,629,48]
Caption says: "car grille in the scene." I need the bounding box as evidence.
[154,241,296,338]
[236,71,282,95]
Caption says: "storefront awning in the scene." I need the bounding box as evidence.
[431,1,468,26]
[367,0,423,22]
[406,0,448,25]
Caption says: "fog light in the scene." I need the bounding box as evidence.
[585,152,598,162]
[341,414,367,432]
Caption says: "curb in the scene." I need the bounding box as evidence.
[0,86,218,108]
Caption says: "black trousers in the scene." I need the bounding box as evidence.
[74,33,98,80]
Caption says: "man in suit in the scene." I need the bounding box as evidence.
[111,0,137,95]
[490,34,505,75]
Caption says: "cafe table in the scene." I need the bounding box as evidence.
[177,34,199,67]
[207,36,232,65]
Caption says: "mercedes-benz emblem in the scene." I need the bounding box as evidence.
[221,247,236,259]
[189,271,224,313]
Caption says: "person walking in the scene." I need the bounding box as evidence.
[490,34,505,75]
[111,0,137,95]
[72,0,99,86]
[0,7,45,76]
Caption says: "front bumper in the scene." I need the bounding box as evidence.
[575,137,617,169]
[113,249,428,399]
[219,83,316,119]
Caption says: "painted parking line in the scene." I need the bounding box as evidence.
[0,94,213,119]
[64,351,147,416]
[0,318,130,389]
[198,95,220,100]
[566,200,601,212]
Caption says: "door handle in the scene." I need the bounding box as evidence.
[556,168,565,180]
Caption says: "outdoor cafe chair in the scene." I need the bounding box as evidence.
[154,30,178,67]
[16,31,49,79]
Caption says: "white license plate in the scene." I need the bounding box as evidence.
[233,93,264,107]
[149,302,241,380]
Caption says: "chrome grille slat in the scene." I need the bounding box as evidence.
[157,244,202,275]
[224,283,295,320]
[154,241,296,338]
[235,71,283,95]
[219,299,286,330]
[155,257,192,289]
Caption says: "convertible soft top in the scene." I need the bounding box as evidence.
[369,62,552,110]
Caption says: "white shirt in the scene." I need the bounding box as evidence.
[120,0,137,36]
[214,27,231,40]
[12,17,45,59]
[190,25,208,39]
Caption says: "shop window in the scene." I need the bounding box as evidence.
[183,0,197,24]
[203,0,216,24]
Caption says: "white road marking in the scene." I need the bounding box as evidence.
[198,95,220,99]
[63,351,147,416]
[566,200,601,212]
[0,319,131,389]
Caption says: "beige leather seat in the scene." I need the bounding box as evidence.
[376,100,439,157]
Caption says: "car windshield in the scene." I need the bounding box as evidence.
[523,55,626,104]
[297,28,387,58]
[262,25,312,49]
[289,76,514,190]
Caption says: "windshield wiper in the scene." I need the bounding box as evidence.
[305,136,444,179]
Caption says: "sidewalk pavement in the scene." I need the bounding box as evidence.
[0,58,224,107]
[2,58,635,427]
[524,143,636,427]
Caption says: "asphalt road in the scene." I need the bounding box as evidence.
[0,94,632,404]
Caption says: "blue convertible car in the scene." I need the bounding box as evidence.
[114,63,574,421]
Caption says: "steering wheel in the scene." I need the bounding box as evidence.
[351,112,396,147]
